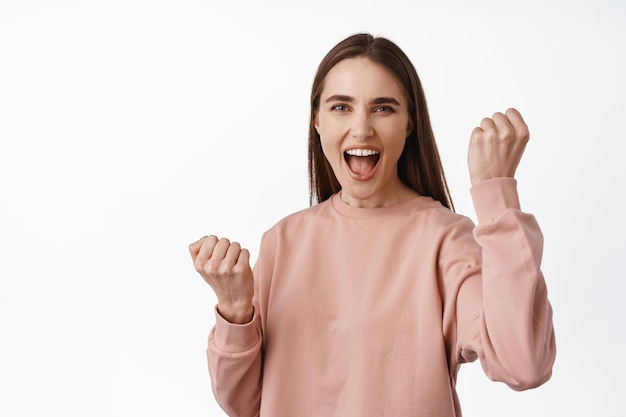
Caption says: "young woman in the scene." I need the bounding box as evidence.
[189,33,556,417]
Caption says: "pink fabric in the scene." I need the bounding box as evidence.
[207,178,556,417]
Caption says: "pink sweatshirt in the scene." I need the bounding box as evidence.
[207,178,556,417]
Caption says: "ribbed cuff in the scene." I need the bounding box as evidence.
[212,306,260,353]
[470,178,521,225]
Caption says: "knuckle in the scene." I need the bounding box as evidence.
[232,263,247,275]
[470,127,482,138]
[195,260,212,277]
[519,125,530,139]
[205,260,220,276]
[483,129,497,141]
[499,126,513,140]
[217,262,232,276]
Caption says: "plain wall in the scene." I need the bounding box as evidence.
[1,0,625,415]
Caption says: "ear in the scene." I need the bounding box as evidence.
[314,116,320,134]
[406,119,414,137]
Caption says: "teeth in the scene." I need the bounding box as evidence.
[345,149,379,157]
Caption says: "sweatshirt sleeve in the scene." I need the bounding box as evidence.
[455,177,556,390]
[207,305,262,417]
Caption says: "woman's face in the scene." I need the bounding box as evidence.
[315,57,414,208]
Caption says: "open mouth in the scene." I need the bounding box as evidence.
[344,148,380,179]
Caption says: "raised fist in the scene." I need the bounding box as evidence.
[189,235,254,324]
[468,108,530,186]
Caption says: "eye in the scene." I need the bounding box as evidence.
[331,103,349,112]
[373,106,395,113]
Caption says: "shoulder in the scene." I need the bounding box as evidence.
[259,198,333,244]
[408,198,479,255]
[277,198,332,228]
[410,196,475,233]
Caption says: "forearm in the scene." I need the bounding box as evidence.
[467,178,556,389]
[208,307,263,417]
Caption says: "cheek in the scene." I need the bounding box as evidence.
[388,142,406,165]
[320,138,341,166]
[318,126,342,159]
[382,127,409,155]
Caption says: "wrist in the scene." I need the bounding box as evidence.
[217,302,254,324]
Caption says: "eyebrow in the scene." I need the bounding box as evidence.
[324,95,401,106]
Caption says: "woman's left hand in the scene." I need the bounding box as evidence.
[467,108,530,186]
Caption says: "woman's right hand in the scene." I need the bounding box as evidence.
[189,235,254,324]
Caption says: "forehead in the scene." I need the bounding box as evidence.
[321,57,406,101]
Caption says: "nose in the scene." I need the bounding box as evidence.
[350,111,374,140]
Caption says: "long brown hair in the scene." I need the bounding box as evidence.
[308,33,454,211]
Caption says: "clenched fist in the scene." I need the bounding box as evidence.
[468,108,530,186]
[189,235,254,324]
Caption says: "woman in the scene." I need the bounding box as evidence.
[189,33,556,417]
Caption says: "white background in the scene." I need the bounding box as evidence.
[1,0,625,416]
